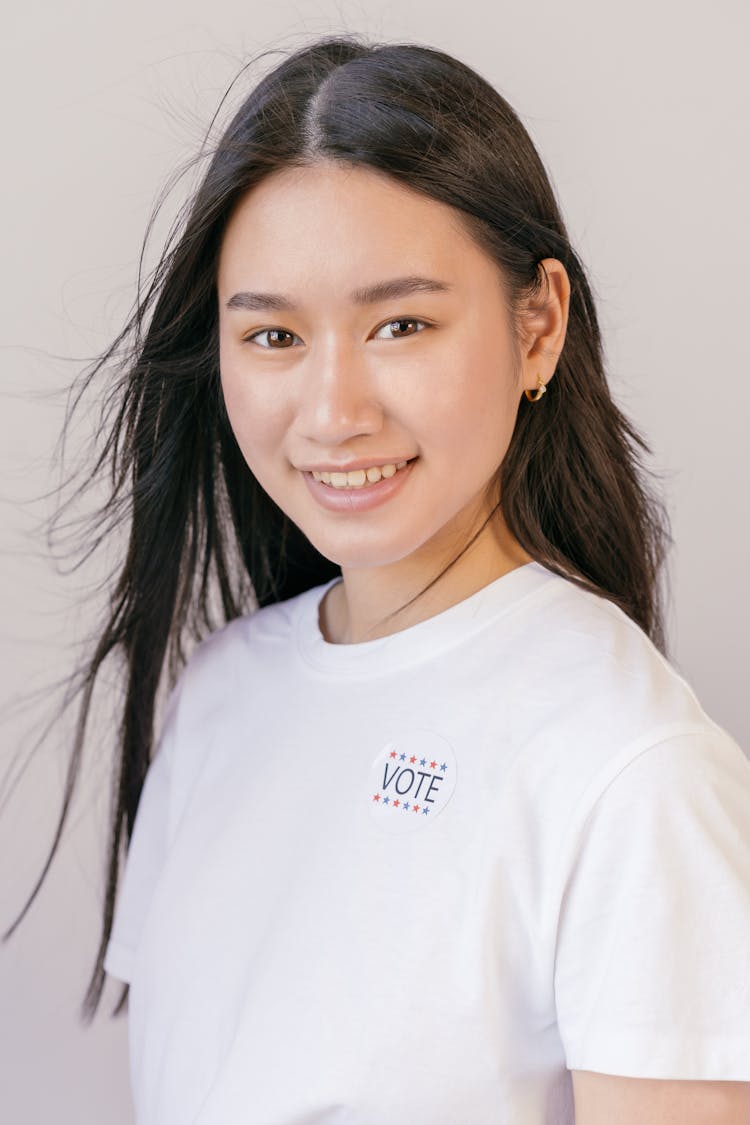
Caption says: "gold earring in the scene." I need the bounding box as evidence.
[524,374,547,402]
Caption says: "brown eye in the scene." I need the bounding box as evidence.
[244,328,298,348]
[374,318,428,340]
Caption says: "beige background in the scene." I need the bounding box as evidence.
[1,0,748,1120]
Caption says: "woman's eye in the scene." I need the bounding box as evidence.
[242,318,429,348]
[373,318,428,340]
[243,328,299,349]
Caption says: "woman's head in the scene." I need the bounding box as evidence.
[16,32,670,1022]
[130,32,666,627]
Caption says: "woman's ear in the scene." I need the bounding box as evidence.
[519,258,571,396]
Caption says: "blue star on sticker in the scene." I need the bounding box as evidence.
[440,762,447,771]
[419,757,427,766]
[399,752,407,761]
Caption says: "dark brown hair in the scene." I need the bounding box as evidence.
[4,31,671,1021]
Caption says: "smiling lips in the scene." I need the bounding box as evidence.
[301,456,417,512]
[311,460,410,490]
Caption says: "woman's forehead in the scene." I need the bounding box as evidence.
[218,163,495,299]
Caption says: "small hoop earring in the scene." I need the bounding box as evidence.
[524,374,547,402]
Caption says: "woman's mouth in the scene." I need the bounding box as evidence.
[310,458,413,490]
[301,457,418,512]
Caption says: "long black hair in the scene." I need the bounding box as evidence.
[4,31,671,1022]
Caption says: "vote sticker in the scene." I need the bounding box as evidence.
[367,729,457,833]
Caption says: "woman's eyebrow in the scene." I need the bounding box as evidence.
[225,275,454,312]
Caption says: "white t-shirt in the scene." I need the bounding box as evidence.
[104,561,750,1124]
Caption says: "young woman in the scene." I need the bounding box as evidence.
[16,31,750,1125]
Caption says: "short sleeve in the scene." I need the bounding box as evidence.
[103,677,183,984]
[553,726,750,1080]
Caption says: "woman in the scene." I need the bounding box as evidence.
[18,31,750,1124]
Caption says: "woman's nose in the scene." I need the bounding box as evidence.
[296,341,383,444]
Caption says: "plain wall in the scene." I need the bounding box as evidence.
[1,0,748,1120]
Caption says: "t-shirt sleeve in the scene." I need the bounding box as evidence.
[103,676,183,984]
[553,724,750,1080]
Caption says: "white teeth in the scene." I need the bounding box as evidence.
[311,460,409,489]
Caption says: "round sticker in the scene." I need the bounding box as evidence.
[367,728,457,833]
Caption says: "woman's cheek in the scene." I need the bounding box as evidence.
[220,364,288,464]
[220,347,258,422]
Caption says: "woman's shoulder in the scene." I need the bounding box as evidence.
[173,582,321,697]
[500,573,748,917]
[505,565,720,745]
[526,567,688,683]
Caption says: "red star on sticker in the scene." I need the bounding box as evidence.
[409,755,417,763]
[389,750,397,758]
[412,805,420,813]
[373,793,381,801]
[393,799,400,807]
[430,760,437,769]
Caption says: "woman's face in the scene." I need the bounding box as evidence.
[217,161,542,576]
